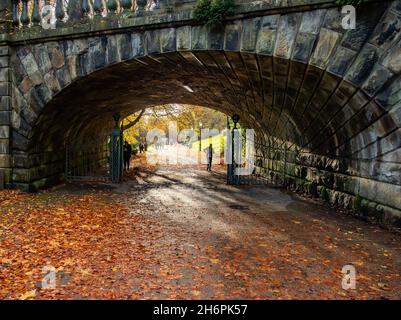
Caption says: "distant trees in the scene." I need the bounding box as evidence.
[122,104,227,145]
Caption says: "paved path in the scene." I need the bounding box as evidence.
[119,161,401,299]
[1,156,401,299]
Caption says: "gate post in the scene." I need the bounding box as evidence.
[111,127,122,183]
[228,114,240,185]
[282,143,287,187]
[109,113,123,183]
[0,45,11,189]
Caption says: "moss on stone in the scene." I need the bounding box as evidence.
[353,194,362,210]
[319,186,330,201]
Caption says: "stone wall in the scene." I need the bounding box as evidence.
[0,45,10,189]
[0,2,12,188]
[255,142,401,228]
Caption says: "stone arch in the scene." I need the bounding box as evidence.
[8,1,401,224]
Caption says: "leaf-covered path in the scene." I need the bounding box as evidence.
[1,157,401,299]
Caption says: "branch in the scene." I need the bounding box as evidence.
[123,109,146,131]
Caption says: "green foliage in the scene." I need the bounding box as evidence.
[336,0,369,5]
[193,0,235,27]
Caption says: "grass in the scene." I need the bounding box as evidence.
[190,133,226,153]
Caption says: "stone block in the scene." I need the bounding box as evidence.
[0,46,9,57]
[117,34,132,60]
[66,56,78,81]
[292,32,317,63]
[0,56,9,68]
[20,51,40,77]
[345,44,378,86]
[0,139,8,153]
[0,82,9,95]
[65,39,89,56]
[47,42,65,69]
[362,65,393,97]
[0,111,10,125]
[12,168,32,183]
[33,44,52,75]
[145,30,161,55]
[310,28,341,69]
[274,13,300,59]
[0,154,10,167]
[0,168,11,189]
[131,32,145,57]
[382,39,401,74]
[208,26,224,50]
[327,46,356,76]
[106,35,121,65]
[44,72,61,93]
[0,125,9,138]
[0,96,10,111]
[322,7,344,33]
[241,18,261,52]
[176,26,191,51]
[55,65,71,89]
[0,67,9,82]
[18,76,33,95]
[10,54,27,84]
[191,25,207,50]
[160,28,176,53]
[299,9,325,34]
[376,76,401,109]
[224,23,242,52]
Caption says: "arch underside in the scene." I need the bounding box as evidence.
[30,49,400,164]
[7,1,401,222]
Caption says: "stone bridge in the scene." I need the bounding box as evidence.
[0,0,401,226]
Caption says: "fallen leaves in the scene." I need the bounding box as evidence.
[19,290,36,300]
[1,158,401,300]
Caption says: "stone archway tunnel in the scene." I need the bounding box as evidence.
[0,0,401,226]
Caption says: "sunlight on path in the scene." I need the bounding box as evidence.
[0,154,400,299]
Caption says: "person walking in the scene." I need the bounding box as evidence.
[206,144,213,172]
[123,140,132,171]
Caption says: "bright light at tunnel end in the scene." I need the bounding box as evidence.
[145,121,255,175]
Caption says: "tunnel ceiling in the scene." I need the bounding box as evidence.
[31,48,399,164]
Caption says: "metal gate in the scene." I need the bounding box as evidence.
[65,128,123,183]
[65,137,109,182]
[109,128,123,183]
[226,114,274,186]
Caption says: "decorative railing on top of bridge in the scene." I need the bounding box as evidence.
[9,0,339,30]
[11,0,188,29]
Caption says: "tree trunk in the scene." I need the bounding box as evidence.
[123,109,146,131]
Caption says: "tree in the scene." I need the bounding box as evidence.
[123,109,146,131]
